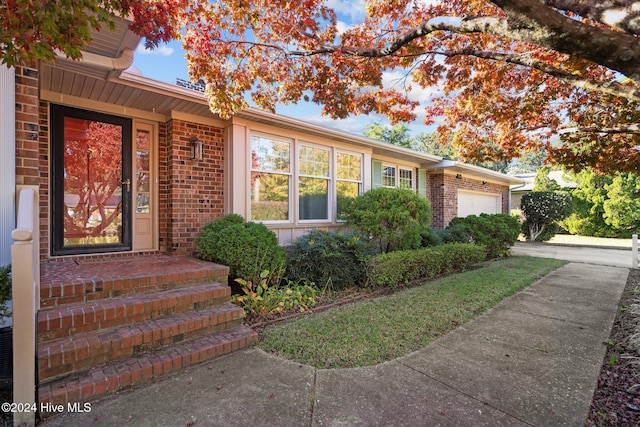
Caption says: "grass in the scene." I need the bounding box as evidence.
[259,256,565,369]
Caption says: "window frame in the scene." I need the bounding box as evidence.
[399,167,414,190]
[249,133,293,223]
[335,150,363,219]
[382,164,397,188]
[297,142,332,223]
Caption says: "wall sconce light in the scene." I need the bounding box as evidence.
[455,173,462,179]
[190,136,204,161]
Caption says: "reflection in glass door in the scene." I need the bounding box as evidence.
[51,105,132,255]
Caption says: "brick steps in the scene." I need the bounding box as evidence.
[40,256,229,308]
[39,325,257,409]
[38,302,245,382]
[37,255,256,410]
[37,283,231,343]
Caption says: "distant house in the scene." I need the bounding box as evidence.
[510,170,576,209]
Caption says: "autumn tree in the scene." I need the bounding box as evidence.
[177,0,640,174]
[6,1,640,173]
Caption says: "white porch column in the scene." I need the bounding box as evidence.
[0,65,16,267]
[224,123,249,218]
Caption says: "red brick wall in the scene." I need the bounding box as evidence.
[14,65,47,258]
[428,172,511,228]
[164,119,225,256]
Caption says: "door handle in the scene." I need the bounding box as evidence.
[122,178,131,192]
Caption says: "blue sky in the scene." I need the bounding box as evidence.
[130,0,439,137]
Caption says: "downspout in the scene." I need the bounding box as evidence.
[0,65,15,266]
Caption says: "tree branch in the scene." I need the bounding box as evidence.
[490,0,640,81]
[423,48,640,102]
[560,124,640,134]
[546,0,640,35]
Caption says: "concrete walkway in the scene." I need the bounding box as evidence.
[41,247,630,427]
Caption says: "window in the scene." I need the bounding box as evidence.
[250,135,291,221]
[382,165,396,187]
[336,152,362,216]
[299,145,330,221]
[399,168,413,190]
[249,133,365,223]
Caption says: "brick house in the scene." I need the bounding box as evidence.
[0,18,522,415]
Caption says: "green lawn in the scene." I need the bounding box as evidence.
[259,256,565,368]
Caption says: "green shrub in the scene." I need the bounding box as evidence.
[231,271,318,316]
[366,243,487,287]
[285,230,370,291]
[436,224,473,244]
[339,187,431,253]
[446,214,520,259]
[196,215,286,284]
[520,192,573,242]
[0,265,10,320]
[419,227,443,247]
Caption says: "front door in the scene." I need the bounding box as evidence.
[51,105,132,255]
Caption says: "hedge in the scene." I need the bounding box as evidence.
[365,243,487,287]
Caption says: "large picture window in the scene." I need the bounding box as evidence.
[250,135,291,221]
[249,133,364,223]
[299,145,330,221]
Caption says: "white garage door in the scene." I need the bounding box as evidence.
[457,190,501,218]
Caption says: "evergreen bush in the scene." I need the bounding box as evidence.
[446,213,520,258]
[196,215,286,284]
[520,192,573,242]
[285,230,370,291]
[339,187,431,253]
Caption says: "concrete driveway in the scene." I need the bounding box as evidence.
[512,241,636,268]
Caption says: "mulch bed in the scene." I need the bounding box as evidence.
[586,269,640,426]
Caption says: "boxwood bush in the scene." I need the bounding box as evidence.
[196,214,286,284]
[446,213,520,259]
[366,243,487,287]
[285,230,370,291]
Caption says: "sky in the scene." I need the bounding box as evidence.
[130,0,440,138]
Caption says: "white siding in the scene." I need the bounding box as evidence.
[0,66,15,266]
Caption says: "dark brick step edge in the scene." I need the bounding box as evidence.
[37,283,231,343]
[40,266,229,308]
[38,302,245,382]
[39,326,258,410]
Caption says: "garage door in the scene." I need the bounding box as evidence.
[457,190,501,218]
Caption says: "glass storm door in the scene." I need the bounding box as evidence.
[51,105,132,255]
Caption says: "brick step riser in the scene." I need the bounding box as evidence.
[38,304,245,382]
[37,284,232,343]
[40,270,229,308]
[39,326,258,410]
